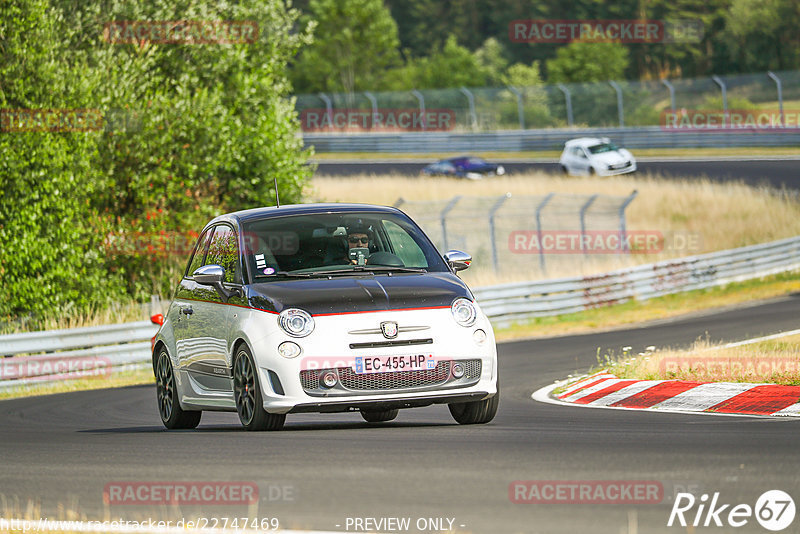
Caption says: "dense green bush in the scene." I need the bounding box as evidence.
[0,0,313,321]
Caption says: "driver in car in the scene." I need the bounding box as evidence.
[346,225,371,265]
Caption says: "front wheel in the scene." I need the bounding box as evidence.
[233,345,285,431]
[361,409,399,423]
[448,383,499,425]
[155,349,201,429]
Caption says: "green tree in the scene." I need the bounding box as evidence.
[407,35,487,89]
[546,41,629,83]
[291,0,401,94]
[725,0,800,71]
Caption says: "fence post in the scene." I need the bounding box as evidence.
[440,196,461,251]
[364,91,378,130]
[579,194,599,256]
[411,89,426,131]
[508,86,525,130]
[660,79,676,112]
[489,193,512,271]
[711,75,728,128]
[460,87,478,130]
[767,71,784,126]
[318,93,333,130]
[536,193,555,273]
[618,190,638,253]
[609,81,624,127]
[557,84,574,127]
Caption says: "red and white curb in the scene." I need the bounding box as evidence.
[533,371,800,417]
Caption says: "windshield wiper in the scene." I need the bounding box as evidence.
[301,266,427,276]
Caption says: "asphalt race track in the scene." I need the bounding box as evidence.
[314,158,800,190]
[2,294,800,533]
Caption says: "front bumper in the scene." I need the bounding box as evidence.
[247,307,498,415]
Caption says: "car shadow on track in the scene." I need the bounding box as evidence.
[78,421,456,433]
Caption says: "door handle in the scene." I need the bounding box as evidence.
[180,306,194,315]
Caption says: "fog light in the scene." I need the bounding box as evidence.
[277,341,301,359]
[473,329,487,345]
[452,362,465,379]
[321,371,338,388]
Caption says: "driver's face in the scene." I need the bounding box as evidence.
[348,233,369,249]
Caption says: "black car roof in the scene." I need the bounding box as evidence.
[207,203,404,227]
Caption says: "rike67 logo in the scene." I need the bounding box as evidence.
[668,490,795,531]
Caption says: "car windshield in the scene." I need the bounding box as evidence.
[587,143,620,154]
[241,211,449,279]
[466,157,486,165]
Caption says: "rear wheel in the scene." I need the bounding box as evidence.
[233,345,285,431]
[360,409,399,423]
[156,349,201,430]
[561,165,569,175]
[448,383,499,425]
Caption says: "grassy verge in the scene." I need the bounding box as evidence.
[0,367,154,401]
[595,333,800,386]
[311,146,800,161]
[493,270,800,342]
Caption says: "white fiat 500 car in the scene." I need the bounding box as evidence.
[559,137,637,176]
[151,203,499,431]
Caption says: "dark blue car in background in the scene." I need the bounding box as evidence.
[421,156,506,179]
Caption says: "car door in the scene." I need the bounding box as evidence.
[178,223,241,393]
[575,146,592,174]
[172,227,213,373]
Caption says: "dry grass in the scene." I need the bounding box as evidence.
[310,172,800,286]
[601,333,800,385]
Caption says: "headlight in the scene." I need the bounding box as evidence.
[278,308,314,337]
[451,298,477,327]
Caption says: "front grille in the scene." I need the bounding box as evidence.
[299,359,482,395]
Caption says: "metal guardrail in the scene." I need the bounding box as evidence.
[474,235,800,327]
[303,126,800,153]
[1,236,798,388]
[0,321,158,390]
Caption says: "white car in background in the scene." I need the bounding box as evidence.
[559,137,637,176]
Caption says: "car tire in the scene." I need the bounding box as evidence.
[155,349,202,430]
[561,165,569,175]
[233,345,286,431]
[588,167,595,176]
[448,382,499,425]
[360,409,399,423]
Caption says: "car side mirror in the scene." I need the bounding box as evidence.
[443,250,472,272]
[193,264,238,300]
[193,264,225,285]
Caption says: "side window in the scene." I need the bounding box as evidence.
[383,220,428,268]
[185,228,213,278]
[206,225,240,284]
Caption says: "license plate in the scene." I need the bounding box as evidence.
[353,354,436,374]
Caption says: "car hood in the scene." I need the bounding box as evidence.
[590,150,633,165]
[247,272,472,315]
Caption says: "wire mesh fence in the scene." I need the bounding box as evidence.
[295,69,798,132]
[394,192,643,281]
